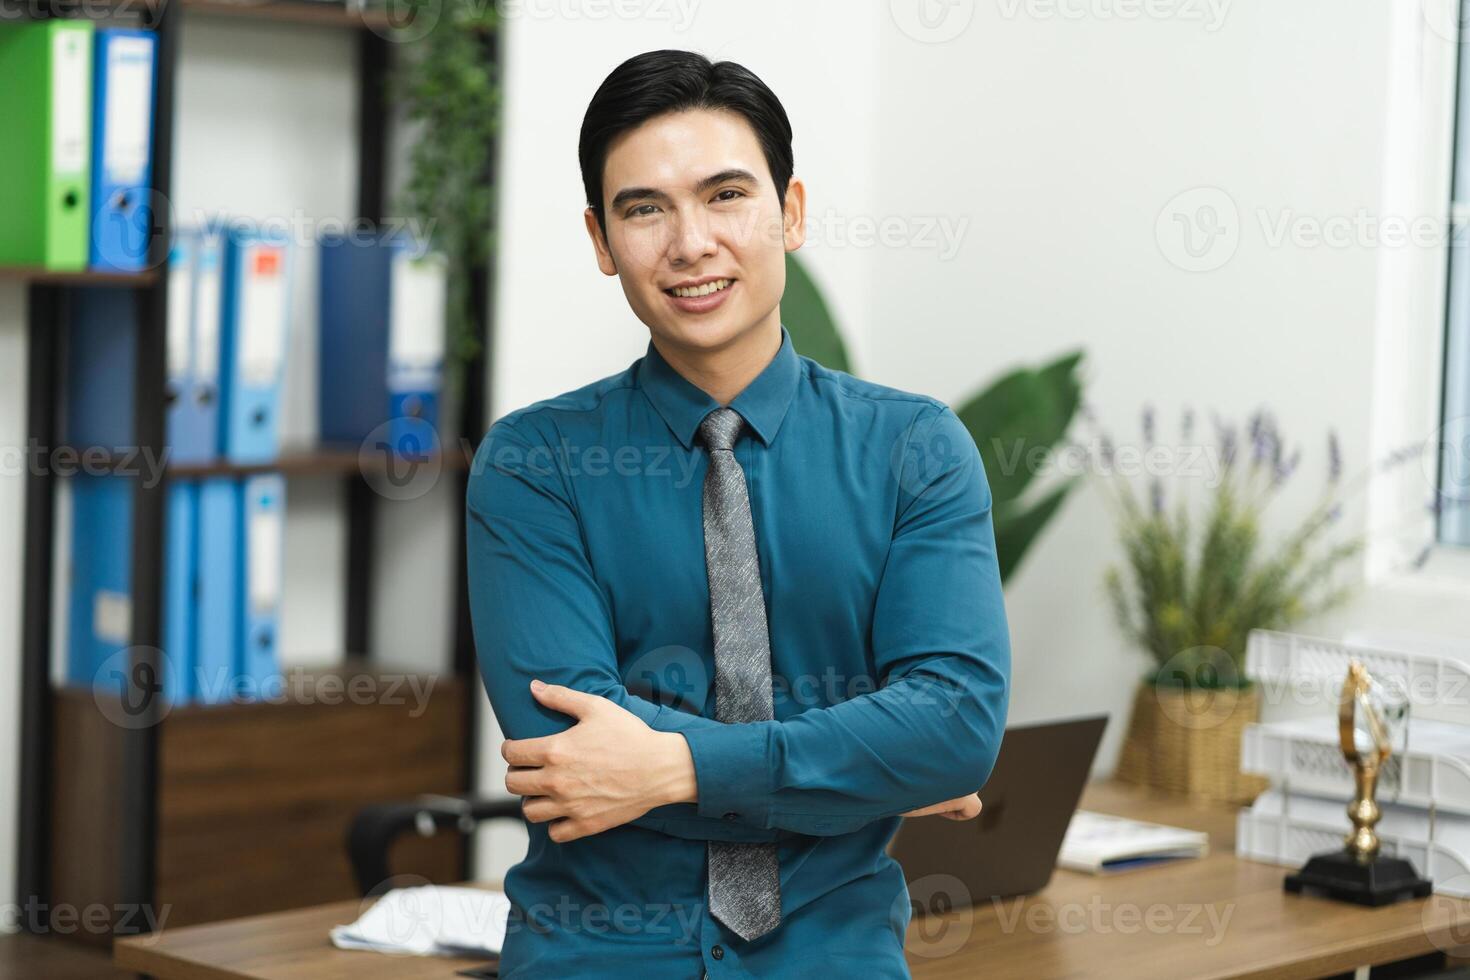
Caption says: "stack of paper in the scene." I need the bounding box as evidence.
[330,885,511,957]
[1058,810,1210,874]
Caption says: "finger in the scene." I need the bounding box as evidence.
[501,735,560,767]
[504,767,552,797]
[521,796,565,824]
[548,817,592,844]
[530,680,604,719]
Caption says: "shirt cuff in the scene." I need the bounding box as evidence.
[680,722,773,828]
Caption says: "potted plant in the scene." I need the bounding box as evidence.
[1096,408,1370,804]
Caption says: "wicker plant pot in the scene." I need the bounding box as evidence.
[1114,679,1269,805]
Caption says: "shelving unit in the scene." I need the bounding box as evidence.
[13,1,497,943]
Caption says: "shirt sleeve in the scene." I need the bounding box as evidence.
[678,403,1013,830]
[467,418,860,842]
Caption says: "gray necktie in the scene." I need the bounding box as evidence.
[699,407,782,943]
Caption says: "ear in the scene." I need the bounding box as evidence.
[584,207,619,277]
[782,176,807,253]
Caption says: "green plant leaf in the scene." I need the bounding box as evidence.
[782,253,850,373]
[995,479,1075,582]
[955,351,1084,506]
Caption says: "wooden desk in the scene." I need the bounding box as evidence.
[908,780,1470,979]
[116,780,1470,979]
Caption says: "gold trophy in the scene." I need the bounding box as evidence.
[1284,660,1432,905]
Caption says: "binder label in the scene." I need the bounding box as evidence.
[93,589,132,645]
[51,28,90,175]
[247,508,281,614]
[102,35,156,185]
[195,243,223,382]
[239,245,286,386]
[167,242,194,380]
[388,250,447,389]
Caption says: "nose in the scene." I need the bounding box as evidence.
[668,207,717,267]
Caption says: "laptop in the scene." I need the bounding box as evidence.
[888,714,1108,905]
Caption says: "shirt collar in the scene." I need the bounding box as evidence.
[638,324,801,450]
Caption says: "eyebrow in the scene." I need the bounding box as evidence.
[608,168,760,214]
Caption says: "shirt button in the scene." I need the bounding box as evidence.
[712,944,725,960]
[723,811,738,821]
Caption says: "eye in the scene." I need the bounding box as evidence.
[626,203,660,218]
[713,188,746,203]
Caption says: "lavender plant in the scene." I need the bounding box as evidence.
[1097,408,1383,689]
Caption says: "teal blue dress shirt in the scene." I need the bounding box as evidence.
[467,324,1011,979]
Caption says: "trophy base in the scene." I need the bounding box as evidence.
[1283,848,1433,906]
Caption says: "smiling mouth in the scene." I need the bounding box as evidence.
[664,278,735,298]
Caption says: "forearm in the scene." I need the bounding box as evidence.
[679,654,1008,833]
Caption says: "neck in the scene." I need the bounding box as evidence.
[652,312,782,406]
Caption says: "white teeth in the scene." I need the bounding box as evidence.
[670,278,732,298]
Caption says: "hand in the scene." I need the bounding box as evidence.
[900,793,983,821]
[501,680,698,844]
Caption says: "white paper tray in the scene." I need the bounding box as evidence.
[1242,715,1470,816]
[1246,629,1470,727]
[1236,787,1470,897]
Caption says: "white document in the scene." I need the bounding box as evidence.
[1057,809,1209,875]
[329,885,510,958]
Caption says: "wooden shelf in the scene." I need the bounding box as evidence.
[168,445,474,478]
[0,0,390,30]
[51,670,466,937]
[182,0,393,30]
[0,266,158,288]
[51,445,473,480]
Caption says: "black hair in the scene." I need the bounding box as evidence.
[579,49,794,237]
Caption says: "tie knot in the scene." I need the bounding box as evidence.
[699,407,745,452]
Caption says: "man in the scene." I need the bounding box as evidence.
[466,49,1011,979]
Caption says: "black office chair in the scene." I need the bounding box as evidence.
[346,794,525,897]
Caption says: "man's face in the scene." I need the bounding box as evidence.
[586,108,805,352]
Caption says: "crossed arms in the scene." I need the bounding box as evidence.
[465,403,1012,844]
